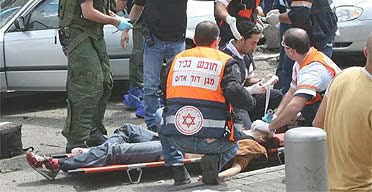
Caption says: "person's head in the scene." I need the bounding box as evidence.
[282,28,310,61]
[242,129,272,143]
[364,33,372,73]
[234,20,261,54]
[193,21,220,48]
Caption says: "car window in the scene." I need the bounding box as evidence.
[0,0,28,28]
[26,0,59,31]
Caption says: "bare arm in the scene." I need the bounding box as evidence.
[278,12,292,24]
[269,95,307,131]
[80,0,119,26]
[115,0,127,12]
[218,163,242,180]
[120,4,144,48]
[313,96,327,129]
[128,4,144,23]
[215,1,230,21]
[244,77,261,86]
[275,87,296,115]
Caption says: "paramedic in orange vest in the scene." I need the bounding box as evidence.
[215,0,263,47]
[251,28,341,133]
[159,21,257,185]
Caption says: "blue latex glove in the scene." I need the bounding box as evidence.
[116,16,133,31]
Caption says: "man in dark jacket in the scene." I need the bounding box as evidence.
[221,20,283,128]
[159,21,256,185]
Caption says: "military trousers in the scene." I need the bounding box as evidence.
[62,27,113,143]
[129,20,144,88]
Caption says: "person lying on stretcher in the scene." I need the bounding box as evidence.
[26,124,272,181]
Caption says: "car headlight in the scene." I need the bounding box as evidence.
[335,6,363,22]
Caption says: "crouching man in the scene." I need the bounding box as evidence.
[159,21,256,185]
[251,28,341,133]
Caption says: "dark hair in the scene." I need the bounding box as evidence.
[283,28,310,54]
[194,21,220,46]
[237,20,261,40]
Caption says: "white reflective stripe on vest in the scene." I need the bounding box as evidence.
[166,116,225,128]
[165,116,243,130]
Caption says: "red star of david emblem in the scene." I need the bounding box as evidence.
[182,113,195,128]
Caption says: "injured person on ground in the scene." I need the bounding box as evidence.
[26,124,274,182]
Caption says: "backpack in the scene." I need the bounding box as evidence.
[0,122,31,159]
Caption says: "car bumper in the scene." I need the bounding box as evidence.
[333,19,372,53]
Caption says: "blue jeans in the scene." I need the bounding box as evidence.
[160,134,238,171]
[59,124,162,171]
[156,108,237,170]
[143,35,185,128]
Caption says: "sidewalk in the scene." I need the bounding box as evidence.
[0,153,286,192]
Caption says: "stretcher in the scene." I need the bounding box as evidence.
[51,133,285,184]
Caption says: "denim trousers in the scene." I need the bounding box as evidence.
[143,35,185,128]
[159,134,238,172]
[59,124,162,171]
[156,108,237,171]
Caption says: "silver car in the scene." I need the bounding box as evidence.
[0,0,215,92]
[332,0,372,54]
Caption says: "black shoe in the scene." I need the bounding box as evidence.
[86,128,107,147]
[66,141,87,153]
[172,165,191,186]
[148,125,158,133]
[200,155,220,185]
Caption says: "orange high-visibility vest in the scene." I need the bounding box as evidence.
[163,46,235,139]
[298,47,339,105]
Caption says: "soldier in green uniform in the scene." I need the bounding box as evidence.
[58,0,132,152]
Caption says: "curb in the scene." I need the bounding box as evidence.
[232,164,285,179]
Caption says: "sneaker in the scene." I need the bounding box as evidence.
[200,155,220,185]
[26,152,60,180]
[148,125,158,133]
[172,165,191,186]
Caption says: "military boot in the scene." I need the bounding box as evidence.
[172,165,191,185]
[86,128,107,147]
[66,141,87,153]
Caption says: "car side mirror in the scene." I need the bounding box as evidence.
[14,17,26,31]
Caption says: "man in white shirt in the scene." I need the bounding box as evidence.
[252,28,341,133]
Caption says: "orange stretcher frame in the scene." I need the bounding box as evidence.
[51,133,285,184]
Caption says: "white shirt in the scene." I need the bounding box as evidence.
[290,61,334,97]
[225,39,255,79]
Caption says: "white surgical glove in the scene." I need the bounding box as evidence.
[245,82,266,95]
[266,9,280,26]
[226,15,242,40]
[251,120,271,133]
